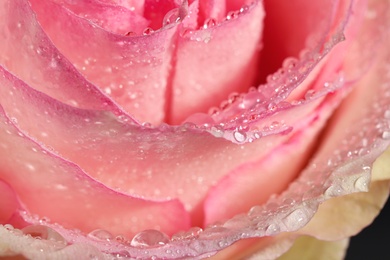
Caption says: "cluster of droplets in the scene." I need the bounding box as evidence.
[208,29,346,129]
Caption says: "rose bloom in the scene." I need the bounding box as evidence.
[0,0,389,259]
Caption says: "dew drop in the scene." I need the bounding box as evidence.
[233,130,246,143]
[381,130,390,139]
[384,110,390,119]
[210,125,225,138]
[115,250,131,258]
[203,18,217,29]
[22,225,67,245]
[226,11,239,20]
[143,27,154,35]
[283,209,307,230]
[304,89,315,100]
[354,175,369,192]
[130,230,169,248]
[87,229,113,241]
[125,31,136,36]
[163,8,181,26]
[265,223,280,236]
[324,184,343,198]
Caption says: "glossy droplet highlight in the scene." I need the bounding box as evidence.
[354,175,369,192]
[233,130,246,143]
[87,229,113,241]
[203,18,217,29]
[283,209,308,230]
[143,27,154,35]
[163,8,181,26]
[22,225,67,245]
[130,229,170,248]
[265,223,280,236]
[381,130,390,139]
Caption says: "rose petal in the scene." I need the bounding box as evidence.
[209,0,355,128]
[0,103,190,236]
[0,0,129,116]
[0,180,19,224]
[0,63,342,228]
[299,181,390,241]
[28,0,182,124]
[50,0,149,34]
[169,1,265,124]
[203,91,342,224]
[277,236,349,260]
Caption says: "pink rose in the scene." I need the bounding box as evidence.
[0,0,389,259]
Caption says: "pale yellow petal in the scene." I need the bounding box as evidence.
[372,149,390,181]
[299,180,389,240]
[277,236,349,260]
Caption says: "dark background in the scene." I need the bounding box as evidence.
[345,197,390,260]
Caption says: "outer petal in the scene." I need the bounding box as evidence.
[277,236,349,260]
[0,104,191,238]
[0,0,127,115]
[28,0,182,124]
[170,1,265,124]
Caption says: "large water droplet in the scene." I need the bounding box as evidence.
[203,18,217,29]
[265,223,280,236]
[87,229,113,241]
[130,230,169,248]
[22,225,67,245]
[163,8,181,26]
[143,27,154,35]
[233,130,246,143]
[283,209,308,230]
[354,175,369,192]
[324,184,343,198]
[381,130,390,139]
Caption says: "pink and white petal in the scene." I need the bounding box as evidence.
[210,235,296,260]
[258,0,352,81]
[0,106,190,237]
[51,0,149,34]
[170,1,265,124]
[144,0,180,30]
[0,67,333,227]
[204,105,329,225]
[211,0,361,127]
[28,0,181,124]
[0,0,127,116]
[299,181,390,241]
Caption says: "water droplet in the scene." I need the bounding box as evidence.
[233,130,246,143]
[163,8,181,26]
[381,130,390,139]
[130,230,169,248]
[143,27,154,35]
[284,209,307,230]
[210,125,224,138]
[203,18,217,29]
[324,184,343,198]
[87,229,113,241]
[239,5,249,13]
[115,250,131,258]
[226,11,239,20]
[305,89,315,100]
[218,240,228,247]
[384,110,390,119]
[22,225,67,245]
[354,175,369,192]
[265,223,280,235]
[125,31,136,36]
[282,57,298,70]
